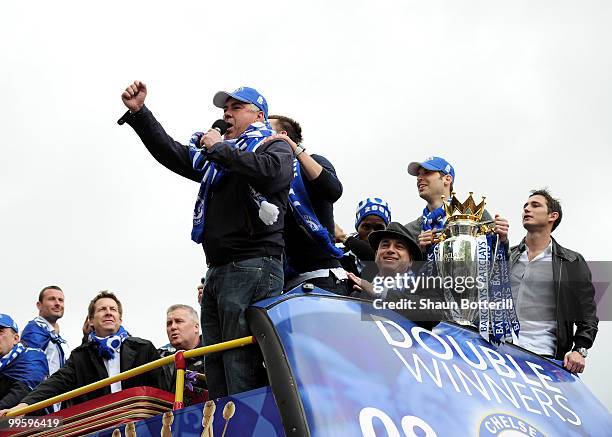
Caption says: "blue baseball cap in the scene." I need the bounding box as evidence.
[407,156,455,181]
[213,86,269,119]
[0,314,18,333]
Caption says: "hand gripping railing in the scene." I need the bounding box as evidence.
[5,336,256,417]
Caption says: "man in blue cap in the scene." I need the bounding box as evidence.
[404,156,507,252]
[0,314,48,411]
[120,81,293,399]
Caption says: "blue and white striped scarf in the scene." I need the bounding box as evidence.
[286,160,344,271]
[421,205,447,232]
[188,122,279,244]
[22,316,67,367]
[422,200,451,262]
[88,326,129,360]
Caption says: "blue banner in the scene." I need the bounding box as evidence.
[263,292,611,436]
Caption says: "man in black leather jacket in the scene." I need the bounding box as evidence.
[510,189,598,373]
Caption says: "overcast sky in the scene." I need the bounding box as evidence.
[2,1,611,410]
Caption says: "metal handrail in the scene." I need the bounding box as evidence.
[5,336,256,417]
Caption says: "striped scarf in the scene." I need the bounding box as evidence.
[188,122,279,244]
[0,342,25,371]
[421,205,447,232]
[288,160,345,261]
[22,316,67,367]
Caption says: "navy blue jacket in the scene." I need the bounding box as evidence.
[125,106,294,266]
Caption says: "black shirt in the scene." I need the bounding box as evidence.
[126,106,294,266]
[284,154,343,274]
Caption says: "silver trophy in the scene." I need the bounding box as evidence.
[435,193,495,325]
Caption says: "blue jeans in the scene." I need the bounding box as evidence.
[201,256,283,399]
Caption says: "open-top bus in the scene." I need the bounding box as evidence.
[3,286,611,436]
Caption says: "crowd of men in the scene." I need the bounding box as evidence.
[0,289,204,416]
[0,81,599,416]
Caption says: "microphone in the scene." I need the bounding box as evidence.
[212,119,229,135]
[116,110,132,125]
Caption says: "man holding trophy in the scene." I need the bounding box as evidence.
[404,156,516,343]
[404,156,508,251]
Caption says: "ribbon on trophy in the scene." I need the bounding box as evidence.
[476,235,491,342]
[483,233,520,343]
[488,233,507,343]
[492,234,520,342]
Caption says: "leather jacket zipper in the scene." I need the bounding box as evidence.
[554,259,563,358]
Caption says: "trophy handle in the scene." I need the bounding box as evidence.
[478,220,496,235]
[433,228,446,242]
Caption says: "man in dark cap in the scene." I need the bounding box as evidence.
[347,222,423,297]
[347,223,442,327]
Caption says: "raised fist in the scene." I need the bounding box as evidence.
[121,80,147,113]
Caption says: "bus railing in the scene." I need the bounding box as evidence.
[5,336,256,418]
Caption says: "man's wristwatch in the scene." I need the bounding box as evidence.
[295,145,306,157]
[573,347,588,358]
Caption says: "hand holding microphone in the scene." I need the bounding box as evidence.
[200,119,229,149]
